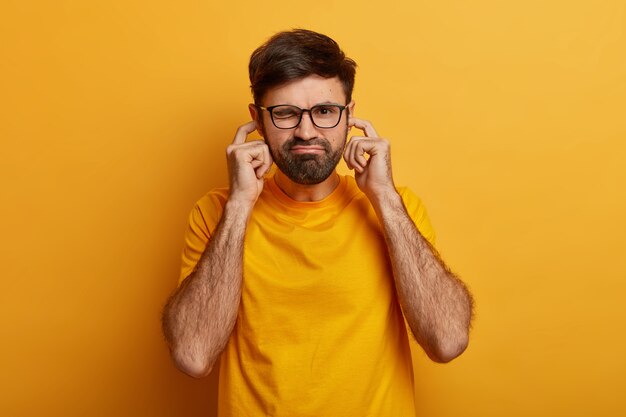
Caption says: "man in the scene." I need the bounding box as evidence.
[162,29,474,416]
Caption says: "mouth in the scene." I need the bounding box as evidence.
[290,145,326,155]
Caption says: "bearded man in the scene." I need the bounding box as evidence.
[162,29,474,417]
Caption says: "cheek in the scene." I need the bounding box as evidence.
[264,129,293,152]
[332,126,349,147]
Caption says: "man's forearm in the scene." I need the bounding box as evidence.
[371,191,474,363]
[162,201,251,377]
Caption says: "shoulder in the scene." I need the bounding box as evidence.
[188,187,230,235]
[396,186,425,209]
[396,186,437,246]
[195,187,229,214]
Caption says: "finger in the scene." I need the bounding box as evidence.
[232,121,258,145]
[256,144,273,179]
[353,137,377,166]
[348,138,363,172]
[345,137,366,173]
[246,141,268,163]
[249,159,264,169]
[349,117,379,138]
[343,138,357,171]
[226,137,264,159]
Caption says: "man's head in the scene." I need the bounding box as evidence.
[248,29,357,185]
[249,29,357,106]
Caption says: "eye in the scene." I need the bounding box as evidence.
[313,105,339,117]
[272,106,299,119]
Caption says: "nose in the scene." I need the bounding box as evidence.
[294,110,317,140]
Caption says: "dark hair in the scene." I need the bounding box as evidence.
[249,29,357,105]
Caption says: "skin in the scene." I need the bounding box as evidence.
[344,119,474,362]
[162,75,474,378]
[250,75,354,201]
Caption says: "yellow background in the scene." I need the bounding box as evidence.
[1,0,625,416]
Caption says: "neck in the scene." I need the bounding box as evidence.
[274,170,340,202]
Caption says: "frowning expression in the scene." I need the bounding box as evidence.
[250,75,355,185]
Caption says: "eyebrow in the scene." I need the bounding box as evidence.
[268,101,343,108]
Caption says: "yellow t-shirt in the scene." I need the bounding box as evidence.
[180,174,436,417]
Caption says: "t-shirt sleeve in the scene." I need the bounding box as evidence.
[179,190,227,284]
[397,187,437,247]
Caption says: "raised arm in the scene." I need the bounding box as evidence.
[370,191,473,362]
[162,121,272,377]
[344,118,474,363]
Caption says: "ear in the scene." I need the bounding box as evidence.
[347,100,355,117]
[248,103,264,137]
[347,100,355,129]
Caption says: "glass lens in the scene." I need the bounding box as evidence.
[271,105,301,128]
[311,105,342,127]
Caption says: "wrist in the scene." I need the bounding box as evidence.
[224,198,255,221]
[367,187,403,214]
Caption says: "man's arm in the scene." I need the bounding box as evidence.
[371,190,473,362]
[162,122,272,377]
[344,118,474,363]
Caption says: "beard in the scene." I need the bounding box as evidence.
[266,126,347,185]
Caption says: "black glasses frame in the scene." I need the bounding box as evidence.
[256,104,347,129]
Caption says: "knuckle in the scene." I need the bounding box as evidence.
[231,146,247,158]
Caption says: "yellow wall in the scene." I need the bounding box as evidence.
[2,1,625,416]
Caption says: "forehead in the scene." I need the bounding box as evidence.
[263,75,346,107]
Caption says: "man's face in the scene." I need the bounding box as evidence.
[251,75,354,185]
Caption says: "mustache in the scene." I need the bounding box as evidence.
[284,137,332,151]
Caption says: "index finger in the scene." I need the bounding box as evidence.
[232,121,259,145]
[349,117,379,138]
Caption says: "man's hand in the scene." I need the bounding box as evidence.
[345,119,473,363]
[163,121,271,378]
[226,121,273,209]
[344,118,396,200]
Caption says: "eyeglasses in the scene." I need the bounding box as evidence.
[256,104,347,129]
